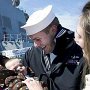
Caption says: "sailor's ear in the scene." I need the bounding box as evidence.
[49,25,57,35]
[51,25,57,32]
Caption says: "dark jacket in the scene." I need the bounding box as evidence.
[21,25,84,90]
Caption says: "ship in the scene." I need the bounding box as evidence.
[0,0,33,58]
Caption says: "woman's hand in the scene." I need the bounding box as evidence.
[83,74,90,90]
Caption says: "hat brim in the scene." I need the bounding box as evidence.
[21,5,55,35]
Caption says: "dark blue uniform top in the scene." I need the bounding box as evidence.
[22,24,84,90]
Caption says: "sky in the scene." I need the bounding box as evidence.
[19,0,88,31]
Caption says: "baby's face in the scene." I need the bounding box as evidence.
[5,59,27,75]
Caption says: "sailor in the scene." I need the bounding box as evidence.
[21,5,84,90]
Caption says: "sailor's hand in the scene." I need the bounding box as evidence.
[22,77,43,90]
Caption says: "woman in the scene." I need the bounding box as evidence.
[75,1,90,90]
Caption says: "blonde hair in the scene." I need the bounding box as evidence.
[79,2,90,89]
[80,1,90,66]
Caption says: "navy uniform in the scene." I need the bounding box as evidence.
[21,25,84,90]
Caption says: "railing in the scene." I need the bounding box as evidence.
[12,0,20,7]
[2,34,32,42]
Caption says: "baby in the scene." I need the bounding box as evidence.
[0,55,35,77]
[5,58,27,75]
[0,55,34,90]
[0,55,47,90]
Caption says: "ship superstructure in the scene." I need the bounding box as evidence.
[0,0,33,58]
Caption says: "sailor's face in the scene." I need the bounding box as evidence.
[29,31,54,54]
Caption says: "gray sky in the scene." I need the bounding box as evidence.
[19,0,88,31]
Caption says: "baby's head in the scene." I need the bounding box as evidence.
[5,58,27,75]
[0,55,29,90]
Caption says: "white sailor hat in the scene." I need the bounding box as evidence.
[21,5,55,35]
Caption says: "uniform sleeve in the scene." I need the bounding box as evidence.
[21,47,32,67]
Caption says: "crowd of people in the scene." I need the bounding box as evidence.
[0,1,90,90]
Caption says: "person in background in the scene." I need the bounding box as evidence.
[75,1,90,90]
[21,5,84,90]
